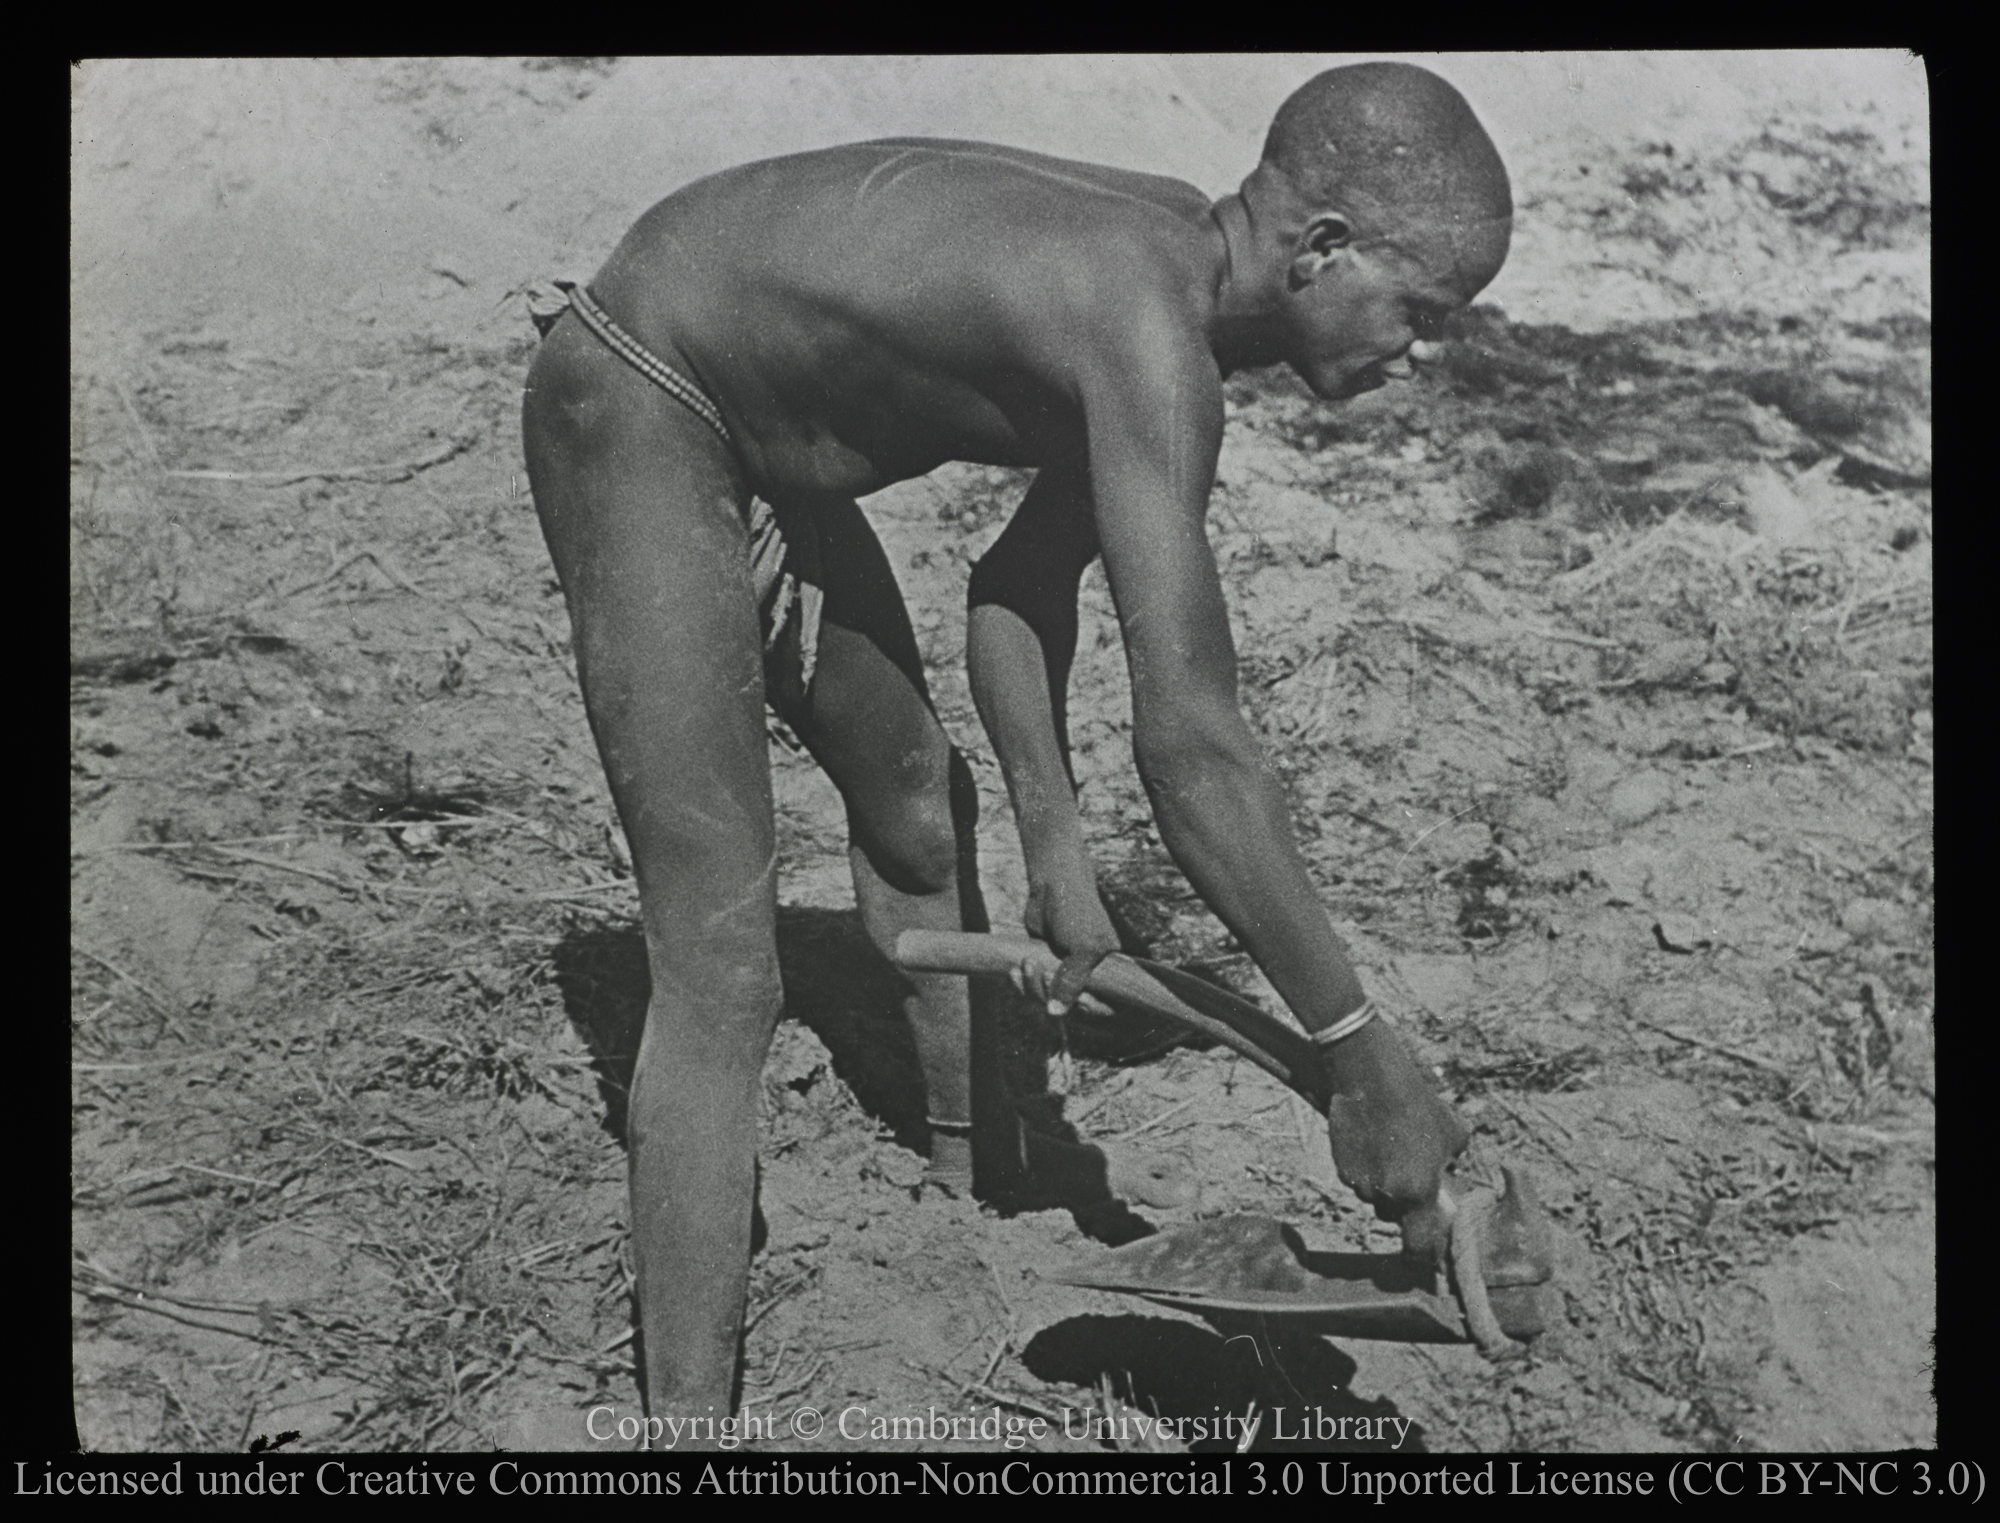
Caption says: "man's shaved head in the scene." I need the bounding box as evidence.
[1262,62,1511,280]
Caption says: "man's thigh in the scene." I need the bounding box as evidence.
[524,325,775,968]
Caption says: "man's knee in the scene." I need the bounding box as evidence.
[657,956,784,1015]
[836,729,965,896]
[857,789,961,898]
[648,880,781,980]
[639,952,785,1070]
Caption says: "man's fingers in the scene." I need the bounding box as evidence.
[1045,948,1112,1015]
[1397,1195,1454,1263]
[1012,959,1061,1004]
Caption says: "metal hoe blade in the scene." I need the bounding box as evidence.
[1048,1170,1556,1354]
[1046,1215,1474,1343]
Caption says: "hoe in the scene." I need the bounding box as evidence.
[896,931,1556,1358]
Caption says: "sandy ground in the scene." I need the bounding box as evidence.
[70,55,1931,1454]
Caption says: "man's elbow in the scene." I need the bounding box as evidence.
[1132,714,1263,802]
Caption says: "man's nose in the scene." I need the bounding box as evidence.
[1407,339,1445,365]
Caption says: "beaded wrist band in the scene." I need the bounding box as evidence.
[926,1117,974,1138]
[1310,999,1378,1048]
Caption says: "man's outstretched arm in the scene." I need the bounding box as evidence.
[1077,315,1468,1249]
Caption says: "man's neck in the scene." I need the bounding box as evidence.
[1205,190,1290,377]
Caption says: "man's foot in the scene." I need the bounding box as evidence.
[923,1133,975,1200]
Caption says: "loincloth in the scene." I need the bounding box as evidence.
[529,280,823,691]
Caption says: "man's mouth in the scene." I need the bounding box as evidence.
[1320,341,1444,401]
[1326,362,1392,400]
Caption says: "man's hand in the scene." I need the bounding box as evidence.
[1322,1021,1471,1262]
[1015,872,1120,1012]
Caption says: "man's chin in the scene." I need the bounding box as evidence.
[1309,367,1387,402]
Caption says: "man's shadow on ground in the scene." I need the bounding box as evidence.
[549,904,1049,1153]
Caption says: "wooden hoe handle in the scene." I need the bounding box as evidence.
[893,930,1331,1111]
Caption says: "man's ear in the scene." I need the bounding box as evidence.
[1288,213,1356,291]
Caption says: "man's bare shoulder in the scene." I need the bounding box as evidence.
[844,143,1223,354]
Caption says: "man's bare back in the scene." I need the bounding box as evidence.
[587,139,1226,495]
[523,61,1513,1439]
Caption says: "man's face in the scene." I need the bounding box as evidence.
[1285,216,1508,401]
